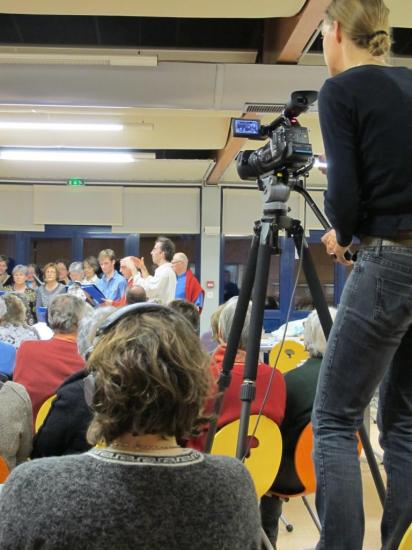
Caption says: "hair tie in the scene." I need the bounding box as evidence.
[369,30,389,40]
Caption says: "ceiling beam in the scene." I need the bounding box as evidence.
[263,0,329,64]
[206,113,259,185]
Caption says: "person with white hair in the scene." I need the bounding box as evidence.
[261,307,337,546]
[67,262,88,301]
[13,295,87,421]
[104,256,137,307]
[171,252,204,311]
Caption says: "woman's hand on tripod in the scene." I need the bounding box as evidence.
[321,229,353,266]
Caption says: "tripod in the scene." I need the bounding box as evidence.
[204,173,386,547]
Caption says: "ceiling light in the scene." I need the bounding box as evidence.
[0,122,123,131]
[0,52,158,67]
[0,149,135,163]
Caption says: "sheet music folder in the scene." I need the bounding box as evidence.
[81,284,106,304]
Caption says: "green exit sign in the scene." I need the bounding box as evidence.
[67,178,85,186]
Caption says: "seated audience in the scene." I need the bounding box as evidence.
[82,256,100,284]
[0,303,261,549]
[169,299,200,334]
[13,295,86,421]
[36,263,66,309]
[4,264,37,325]
[31,307,115,459]
[0,342,16,379]
[223,270,239,302]
[260,308,337,546]
[125,285,147,305]
[55,259,70,285]
[189,297,286,450]
[0,295,39,349]
[0,255,12,288]
[200,303,226,354]
[26,263,42,290]
[0,380,32,470]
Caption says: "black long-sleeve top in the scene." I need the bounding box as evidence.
[318,64,412,246]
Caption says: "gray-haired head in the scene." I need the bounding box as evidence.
[77,305,116,358]
[48,294,88,334]
[0,297,6,319]
[218,296,251,350]
[304,307,337,358]
[69,261,83,274]
[12,264,28,276]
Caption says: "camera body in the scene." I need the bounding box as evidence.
[233,90,317,181]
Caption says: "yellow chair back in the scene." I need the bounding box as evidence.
[211,415,282,498]
[399,523,412,550]
[0,455,10,483]
[269,340,309,374]
[35,394,56,433]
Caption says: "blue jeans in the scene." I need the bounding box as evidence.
[312,243,412,550]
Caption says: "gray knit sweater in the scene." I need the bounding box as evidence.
[0,448,261,549]
[0,381,33,470]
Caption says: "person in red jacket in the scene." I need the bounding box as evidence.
[171,252,204,312]
[13,294,87,422]
[188,296,286,450]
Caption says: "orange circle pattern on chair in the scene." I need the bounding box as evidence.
[0,455,10,484]
[294,422,363,495]
[211,415,283,498]
[269,340,309,374]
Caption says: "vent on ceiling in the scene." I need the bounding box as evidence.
[244,103,285,114]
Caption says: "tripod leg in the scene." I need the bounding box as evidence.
[236,221,273,459]
[204,228,260,454]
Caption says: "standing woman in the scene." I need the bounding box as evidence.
[36,263,66,309]
[4,265,37,325]
[312,1,412,550]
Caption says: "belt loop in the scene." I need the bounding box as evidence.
[376,238,383,256]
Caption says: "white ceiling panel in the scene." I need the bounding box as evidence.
[0,61,329,112]
[0,0,306,19]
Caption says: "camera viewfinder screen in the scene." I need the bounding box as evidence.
[232,119,261,138]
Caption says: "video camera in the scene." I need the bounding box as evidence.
[232,91,318,181]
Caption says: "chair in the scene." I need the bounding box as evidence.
[272,421,363,532]
[269,340,309,374]
[211,415,283,498]
[0,455,10,483]
[35,394,56,433]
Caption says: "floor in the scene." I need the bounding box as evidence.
[276,420,385,550]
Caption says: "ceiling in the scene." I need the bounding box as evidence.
[0,0,411,188]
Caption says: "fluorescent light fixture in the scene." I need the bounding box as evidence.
[0,52,158,67]
[0,121,123,131]
[0,149,135,163]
